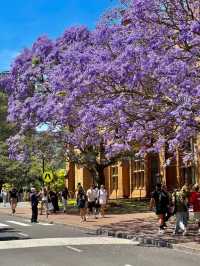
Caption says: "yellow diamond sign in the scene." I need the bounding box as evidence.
[43,171,53,183]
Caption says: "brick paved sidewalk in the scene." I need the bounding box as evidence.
[0,206,199,251]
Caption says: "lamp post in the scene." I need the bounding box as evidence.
[42,155,45,174]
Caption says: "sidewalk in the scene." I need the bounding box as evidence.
[0,205,199,253]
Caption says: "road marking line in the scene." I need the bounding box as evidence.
[66,246,83,253]
[6,221,31,227]
[0,237,139,250]
[38,222,54,226]
[18,233,29,237]
[24,220,53,226]
[0,223,9,227]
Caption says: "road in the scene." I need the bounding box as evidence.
[0,213,199,266]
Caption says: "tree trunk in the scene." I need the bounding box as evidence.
[96,165,105,186]
[88,164,106,186]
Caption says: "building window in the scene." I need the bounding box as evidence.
[131,159,145,190]
[110,165,118,190]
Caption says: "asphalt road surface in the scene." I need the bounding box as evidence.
[0,213,199,266]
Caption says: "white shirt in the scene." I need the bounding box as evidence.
[99,189,107,205]
[86,188,96,202]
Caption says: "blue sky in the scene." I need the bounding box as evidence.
[0,0,118,71]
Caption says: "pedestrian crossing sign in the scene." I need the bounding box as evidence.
[43,171,53,183]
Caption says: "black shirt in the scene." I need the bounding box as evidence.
[152,189,169,213]
[30,193,39,207]
[9,189,18,199]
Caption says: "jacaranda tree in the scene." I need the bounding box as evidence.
[3,0,200,184]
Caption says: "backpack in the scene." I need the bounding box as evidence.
[174,191,188,212]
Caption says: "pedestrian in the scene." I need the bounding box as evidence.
[99,185,108,218]
[61,187,70,213]
[150,183,169,234]
[94,185,100,217]
[172,186,189,236]
[9,187,18,215]
[49,190,56,213]
[76,186,87,222]
[189,184,200,234]
[86,185,97,218]
[40,187,49,217]
[30,187,39,223]
[1,188,7,207]
[162,184,173,226]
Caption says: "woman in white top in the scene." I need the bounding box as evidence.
[99,185,107,218]
[40,187,49,217]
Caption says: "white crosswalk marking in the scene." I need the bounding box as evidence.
[0,237,139,250]
[24,219,53,226]
[38,222,54,226]
[6,221,31,227]
[0,223,9,227]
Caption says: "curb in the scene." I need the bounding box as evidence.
[96,228,174,248]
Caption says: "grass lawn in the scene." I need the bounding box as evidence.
[59,198,150,215]
[106,199,150,214]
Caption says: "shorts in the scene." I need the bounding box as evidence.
[77,199,86,209]
[87,201,95,212]
[194,212,200,220]
[155,208,167,215]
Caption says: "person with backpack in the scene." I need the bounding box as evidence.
[189,184,200,234]
[172,185,190,236]
[9,187,18,215]
[150,183,169,234]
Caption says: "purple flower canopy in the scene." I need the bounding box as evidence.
[3,0,200,161]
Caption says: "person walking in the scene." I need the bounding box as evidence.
[40,187,49,217]
[150,183,169,234]
[86,185,97,219]
[61,187,70,213]
[49,190,58,213]
[162,184,173,226]
[190,184,200,234]
[1,188,7,207]
[30,187,39,223]
[172,186,189,236]
[76,186,87,222]
[9,187,18,215]
[99,185,108,218]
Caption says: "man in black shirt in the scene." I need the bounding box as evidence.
[150,183,169,234]
[30,188,39,223]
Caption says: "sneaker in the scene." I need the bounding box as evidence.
[158,229,164,235]
[172,231,178,236]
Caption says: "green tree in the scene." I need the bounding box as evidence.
[0,91,43,189]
